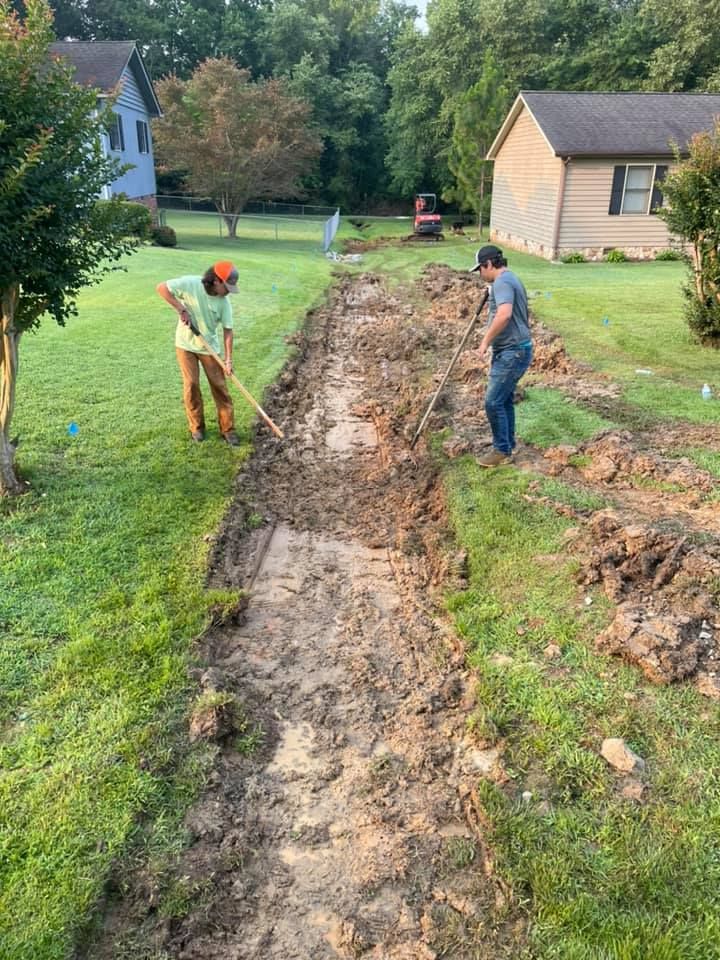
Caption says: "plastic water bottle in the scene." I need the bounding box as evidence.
[702,383,712,401]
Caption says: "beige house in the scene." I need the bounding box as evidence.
[487,91,720,261]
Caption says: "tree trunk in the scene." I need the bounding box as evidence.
[223,214,238,238]
[0,285,25,497]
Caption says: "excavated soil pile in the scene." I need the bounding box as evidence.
[576,511,720,691]
[545,430,717,496]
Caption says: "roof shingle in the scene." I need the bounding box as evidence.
[521,91,720,156]
[49,40,136,93]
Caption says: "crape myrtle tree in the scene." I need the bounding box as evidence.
[658,122,720,346]
[0,0,137,496]
[153,58,322,237]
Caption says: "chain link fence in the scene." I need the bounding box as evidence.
[158,195,337,219]
[157,196,340,247]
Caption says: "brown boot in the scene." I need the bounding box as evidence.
[477,449,512,468]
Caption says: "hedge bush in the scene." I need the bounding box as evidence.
[96,199,152,239]
[151,225,178,247]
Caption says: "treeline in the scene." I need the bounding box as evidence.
[43,0,720,213]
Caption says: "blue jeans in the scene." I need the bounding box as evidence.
[485,343,533,454]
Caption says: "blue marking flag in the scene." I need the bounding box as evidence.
[68,421,79,437]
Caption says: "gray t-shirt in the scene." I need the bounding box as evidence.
[488,269,531,352]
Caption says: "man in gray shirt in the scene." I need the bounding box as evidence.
[470,245,533,466]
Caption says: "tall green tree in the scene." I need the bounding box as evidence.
[444,52,510,230]
[269,0,414,209]
[153,58,322,235]
[46,0,266,76]
[642,0,720,90]
[0,0,137,495]
[384,24,446,199]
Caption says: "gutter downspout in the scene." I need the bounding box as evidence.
[551,156,571,261]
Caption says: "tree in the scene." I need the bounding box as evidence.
[384,24,446,198]
[153,58,321,236]
[45,0,248,77]
[657,122,720,346]
[443,52,510,230]
[0,0,138,496]
[641,0,720,91]
[268,0,414,209]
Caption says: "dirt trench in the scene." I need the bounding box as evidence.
[84,273,526,960]
[84,264,720,959]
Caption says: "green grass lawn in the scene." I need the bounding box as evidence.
[0,211,333,959]
[445,461,720,960]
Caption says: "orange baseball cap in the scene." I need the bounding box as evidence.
[213,260,239,293]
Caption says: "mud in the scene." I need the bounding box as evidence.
[576,511,720,688]
[83,263,720,958]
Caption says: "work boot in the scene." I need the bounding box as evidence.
[223,431,241,446]
[477,449,511,468]
[190,430,205,442]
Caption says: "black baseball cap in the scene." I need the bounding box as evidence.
[470,244,503,272]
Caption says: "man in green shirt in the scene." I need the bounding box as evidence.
[156,260,240,445]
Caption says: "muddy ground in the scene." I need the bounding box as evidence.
[82,265,720,959]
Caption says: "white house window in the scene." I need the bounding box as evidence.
[108,113,125,152]
[609,164,668,215]
[136,120,150,154]
[622,165,653,213]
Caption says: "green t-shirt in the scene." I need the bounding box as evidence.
[166,275,233,355]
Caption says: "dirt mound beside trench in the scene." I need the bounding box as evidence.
[545,430,717,497]
[575,511,720,691]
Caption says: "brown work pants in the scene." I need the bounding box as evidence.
[176,348,235,435]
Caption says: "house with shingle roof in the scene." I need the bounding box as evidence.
[50,41,162,210]
[486,91,720,260]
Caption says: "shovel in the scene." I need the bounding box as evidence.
[410,288,489,450]
[186,318,284,439]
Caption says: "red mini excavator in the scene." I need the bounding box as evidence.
[410,193,443,240]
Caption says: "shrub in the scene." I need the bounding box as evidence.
[151,225,178,247]
[605,248,628,263]
[655,248,684,261]
[97,199,152,239]
[682,281,720,347]
[658,120,720,344]
[561,251,586,263]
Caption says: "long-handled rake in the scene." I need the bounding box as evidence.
[186,318,284,439]
[410,288,489,450]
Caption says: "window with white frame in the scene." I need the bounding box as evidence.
[609,163,668,215]
[108,113,125,152]
[136,119,149,154]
